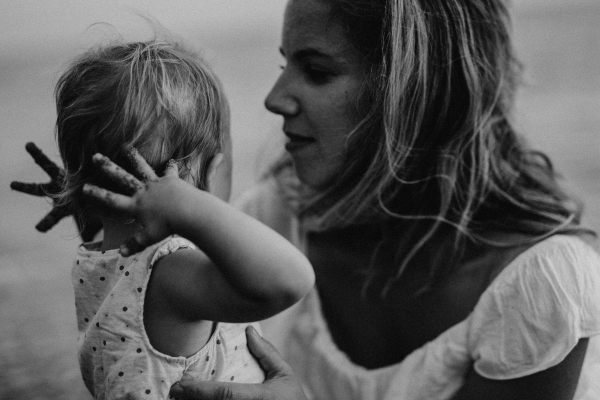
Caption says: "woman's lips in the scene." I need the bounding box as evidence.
[285,131,314,142]
[284,132,316,152]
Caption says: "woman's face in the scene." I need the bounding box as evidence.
[264,0,365,189]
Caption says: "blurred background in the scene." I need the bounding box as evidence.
[0,0,598,398]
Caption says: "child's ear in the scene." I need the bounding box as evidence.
[206,153,225,194]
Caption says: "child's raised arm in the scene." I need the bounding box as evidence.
[84,150,314,323]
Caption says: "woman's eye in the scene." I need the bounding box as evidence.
[305,66,334,84]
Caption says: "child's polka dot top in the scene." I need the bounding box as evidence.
[72,236,265,399]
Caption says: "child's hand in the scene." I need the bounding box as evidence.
[10,142,102,241]
[83,149,186,256]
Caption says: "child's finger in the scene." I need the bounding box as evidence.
[25,142,63,181]
[126,148,158,183]
[92,154,144,194]
[164,159,179,177]
[35,206,71,232]
[10,181,48,197]
[83,183,134,212]
[120,231,155,256]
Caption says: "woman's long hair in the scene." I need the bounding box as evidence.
[271,0,593,292]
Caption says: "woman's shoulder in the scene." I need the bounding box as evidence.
[468,233,600,379]
[489,234,600,292]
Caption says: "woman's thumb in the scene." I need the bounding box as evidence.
[245,326,291,379]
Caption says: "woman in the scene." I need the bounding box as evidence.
[13,0,600,399]
[167,0,600,398]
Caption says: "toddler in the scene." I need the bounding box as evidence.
[52,39,314,399]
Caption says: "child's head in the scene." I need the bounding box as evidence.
[55,39,231,220]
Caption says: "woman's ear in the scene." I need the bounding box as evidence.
[206,153,225,194]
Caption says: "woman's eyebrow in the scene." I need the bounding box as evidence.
[280,46,343,62]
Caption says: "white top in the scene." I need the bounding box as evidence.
[72,237,264,400]
[236,178,600,400]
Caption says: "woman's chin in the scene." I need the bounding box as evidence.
[288,154,344,191]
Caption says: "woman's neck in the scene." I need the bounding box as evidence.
[98,217,141,252]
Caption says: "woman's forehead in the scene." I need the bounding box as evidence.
[282,0,354,58]
[284,0,331,23]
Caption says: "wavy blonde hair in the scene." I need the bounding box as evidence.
[55,38,229,221]
[272,0,593,290]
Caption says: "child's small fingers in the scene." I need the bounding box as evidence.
[10,181,47,197]
[164,160,179,177]
[92,153,143,193]
[35,206,71,232]
[25,142,63,181]
[83,183,134,212]
[126,148,158,183]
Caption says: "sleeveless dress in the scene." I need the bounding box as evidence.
[72,237,265,399]
[236,177,600,400]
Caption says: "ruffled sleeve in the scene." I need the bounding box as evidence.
[148,236,196,268]
[467,235,600,379]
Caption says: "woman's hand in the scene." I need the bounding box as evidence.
[10,142,102,241]
[83,149,187,256]
[169,326,308,400]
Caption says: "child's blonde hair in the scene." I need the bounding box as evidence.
[55,39,229,221]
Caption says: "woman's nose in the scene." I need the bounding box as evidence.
[264,74,299,117]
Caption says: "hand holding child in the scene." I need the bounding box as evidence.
[169,326,308,400]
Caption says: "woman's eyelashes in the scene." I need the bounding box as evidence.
[278,56,336,85]
[303,64,334,84]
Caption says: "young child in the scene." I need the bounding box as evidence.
[52,39,314,399]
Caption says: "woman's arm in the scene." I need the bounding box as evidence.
[86,151,315,322]
[452,338,589,400]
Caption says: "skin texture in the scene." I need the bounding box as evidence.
[264,0,365,189]
[85,150,314,358]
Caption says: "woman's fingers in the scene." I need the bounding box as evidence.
[169,380,266,400]
[245,326,292,379]
[92,153,144,194]
[25,142,63,181]
[125,148,158,182]
[167,327,307,400]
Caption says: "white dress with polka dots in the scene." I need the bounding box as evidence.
[235,177,600,400]
[72,237,265,400]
